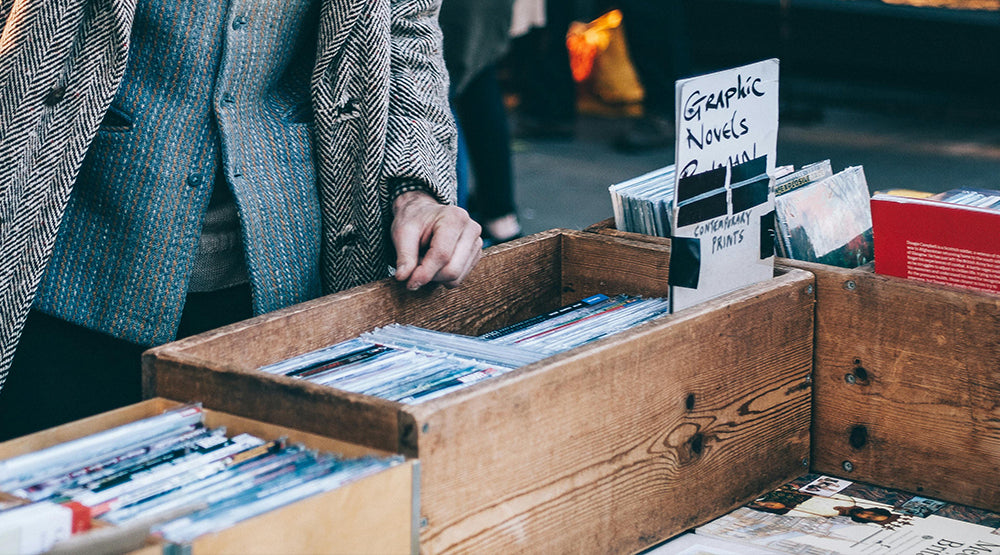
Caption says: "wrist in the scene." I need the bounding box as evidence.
[392,189,436,214]
[389,179,432,206]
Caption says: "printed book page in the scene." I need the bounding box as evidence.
[696,473,1000,555]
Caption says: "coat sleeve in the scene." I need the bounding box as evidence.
[382,0,458,205]
[0,0,134,391]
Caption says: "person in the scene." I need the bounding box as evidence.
[440,0,525,245]
[613,0,692,152]
[507,0,579,140]
[0,0,482,440]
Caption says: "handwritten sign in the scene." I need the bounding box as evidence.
[675,59,778,176]
[670,59,779,312]
[675,58,778,178]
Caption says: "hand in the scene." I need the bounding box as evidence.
[391,190,482,290]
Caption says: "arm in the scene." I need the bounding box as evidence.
[384,0,482,288]
[383,0,456,204]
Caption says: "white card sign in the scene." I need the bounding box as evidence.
[670,59,779,312]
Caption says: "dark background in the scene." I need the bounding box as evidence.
[683,0,1000,118]
[507,1,1000,236]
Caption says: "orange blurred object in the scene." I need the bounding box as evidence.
[565,9,644,108]
[566,9,623,83]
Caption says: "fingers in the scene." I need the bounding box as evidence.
[391,191,483,290]
[408,214,483,289]
[391,219,424,285]
[400,205,482,290]
[442,230,484,288]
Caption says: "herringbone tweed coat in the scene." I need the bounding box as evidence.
[0,0,457,391]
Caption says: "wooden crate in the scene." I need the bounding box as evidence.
[582,218,672,249]
[143,229,816,554]
[779,259,1000,512]
[0,398,417,555]
[585,218,1000,513]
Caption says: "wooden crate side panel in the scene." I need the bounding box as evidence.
[560,232,671,303]
[581,218,672,248]
[0,400,411,555]
[804,263,1000,511]
[144,358,405,453]
[201,408,392,459]
[412,270,815,554]
[142,231,565,374]
[188,461,415,555]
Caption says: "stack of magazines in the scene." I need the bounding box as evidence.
[260,293,671,403]
[608,164,676,237]
[0,404,400,549]
[772,159,874,268]
[933,187,1000,208]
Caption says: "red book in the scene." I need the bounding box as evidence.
[871,190,1000,294]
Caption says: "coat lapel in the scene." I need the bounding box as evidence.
[313,0,367,83]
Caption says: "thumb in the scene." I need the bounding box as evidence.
[393,225,421,282]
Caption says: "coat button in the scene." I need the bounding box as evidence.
[232,15,249,29]
[43,86,66,106]
[187,174,204,188]
[333,224,359,251]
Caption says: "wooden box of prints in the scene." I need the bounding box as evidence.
[585,218,1000,515]
[776,259,1000,514]
[143,229,816,554]
[0,398,417,554]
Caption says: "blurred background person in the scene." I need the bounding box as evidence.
[612,0,691,152]
[441,0,541,245]
[507,0,580,140]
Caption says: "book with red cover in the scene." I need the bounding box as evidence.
[871,189,1000,294]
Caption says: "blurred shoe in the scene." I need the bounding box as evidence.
[514,114,575,140]
[481,213,523,247]
[614,114,675,153]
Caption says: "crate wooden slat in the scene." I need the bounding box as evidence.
[583,218,672,248]
[0,399,417,555]
[780,259,1000,512]
[585,217,1000,512]
[144,229,815,554]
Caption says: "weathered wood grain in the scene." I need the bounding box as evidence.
[582,218,672,249]
[407,267,814,554]
[782,259,1000,512]
[145,230,815,554]
[143,230,566,374]
[586,221,1000,510]
[561,231,671,302]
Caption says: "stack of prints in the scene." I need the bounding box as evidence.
[259,293,670,403]
[692,473,1000,554]
[0,404,401,553]
[773,160,874,268]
